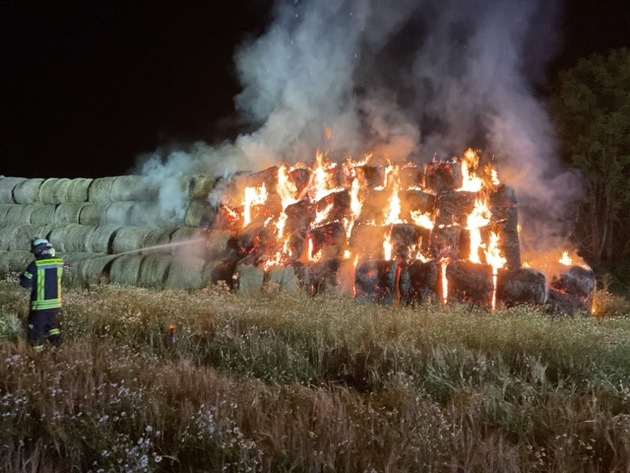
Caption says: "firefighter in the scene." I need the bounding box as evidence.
[19,238,65,352]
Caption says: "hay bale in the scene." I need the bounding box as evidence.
[169,227,207,257]
[0,250,33,274]
[188,175,217,199]
[54,203,89,224]
[111,226,154,254]
[138,254,172,287]
[165,256,206,289]
[59,252,99,285]
[109,254,144,286]
[78,203,104,225]
[0,177,26,203]
[0,225,37,251]
[110,175,158,201]
[29,204,58,225]
[86,224,122,253]
[66,178,93,202]
[235,262,264,294]
[0,204,12,223]
[184,199,216,227]
[141,228,176,254]
[3,205,35,224]
[49,224,96,252]
[102,202,134,224]
[31,225,54,240]
[38,178,72,204]
[73,255,116,285]
[13,178,44,204]
[88,177,117,203]
[126,202,171,227]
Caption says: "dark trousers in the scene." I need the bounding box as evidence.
[27,308,62,351]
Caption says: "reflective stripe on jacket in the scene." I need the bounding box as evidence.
[20,257,64,310]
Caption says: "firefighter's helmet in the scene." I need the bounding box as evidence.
[31,238,55,257]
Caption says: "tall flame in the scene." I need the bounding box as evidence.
[243,183,268,227]
[485,232,507,311]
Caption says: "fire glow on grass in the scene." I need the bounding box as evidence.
[217,148,519,307]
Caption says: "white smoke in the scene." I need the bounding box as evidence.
[139,0,578,248]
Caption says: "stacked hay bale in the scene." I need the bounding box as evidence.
[0,174,218,289]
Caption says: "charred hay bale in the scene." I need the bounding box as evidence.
[13,178,44,204]
[235,262,264,293]
[0,250,33,274]
[205,259,237,288]
[434,191,476,227]
[354,260,397,303]
[0,177,27,203]
[38,178,72,204]
[285,200,316,234]
[54,203,89,224]
[49,224,96,253]
[78,203,104,225]
[137,254,172,288]
[429,225,462,260]
[266,265,299,292]
[399,260,438,304]
[489,184,520,269]
[399,165,422,189]
[446,261,493,306]
[391,224,430,261]
[551,266,596,300]
[88,177,117,203]
[288,168,311,195]
[423,161,462,192]
[66,178,93,203]
[109,254,144,286]
[184,199,216,228]
[496,268,546,307]
[0,224,37,251]
[355,164,386,188]
[87,225,122,254]
[111,226,154,254]
[165,256,206,289]
[315,190,351,223]
[308,222,346,261]
[29,204,57,225]
[401,189,435,219]
[546,288,591,317]
[102,202,134,225]
[110,175,157,201]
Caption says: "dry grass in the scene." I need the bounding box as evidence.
[1,277,630,472]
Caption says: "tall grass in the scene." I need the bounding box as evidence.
[1,279,630,472]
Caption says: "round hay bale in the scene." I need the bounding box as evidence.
[189,175,218,199]
[0,204,13,223]
[102,202,134,225]
[78,203,104,225]
[184,199,216,227]
[110,175,158,201]
[31,225,54,240]
[111,226,154,254]
[0,250,33,274]
[54,203,89,224]
[2,205,35,224]
[86,224,122,253]
[13,178,44,204]
[109,254,144,286]
[0,177,27,203]
[7,224,37,251]
[59,252,97,285]
[66,178,93,202]
[29,204,58,225]
[169,227,207,257]
[88,177,117,203]
[137,254,172,287]
[49,224,96,253]
[127,202,166,227]
[141,228,176,254]
[38,178,72,204]
[73,254,116,285]
[165,256,206,289]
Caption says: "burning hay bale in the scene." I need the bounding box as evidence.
[546,265,596,316]
[496,268,547,307]
[399,260,438,304]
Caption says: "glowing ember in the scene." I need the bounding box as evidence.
[559,251,573,266]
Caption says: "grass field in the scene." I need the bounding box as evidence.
[1,276,630,472]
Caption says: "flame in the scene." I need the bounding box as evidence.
[410,211,434,230]
[383,228,393,261]
[243,183,268,226]
[458,148,483,192]
[439,258,449,305]
[485,232,507,311]
[466,196,491,264]
[559,251,573,266]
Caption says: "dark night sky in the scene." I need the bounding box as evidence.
[2,0,629,178]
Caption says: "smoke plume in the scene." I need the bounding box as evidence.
[139,0,579,254]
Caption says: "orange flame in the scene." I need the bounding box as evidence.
[243,183,268,226]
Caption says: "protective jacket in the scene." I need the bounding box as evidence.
[20,256,64,310]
